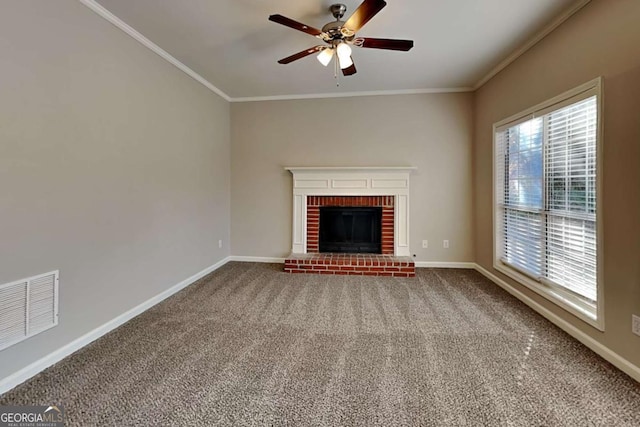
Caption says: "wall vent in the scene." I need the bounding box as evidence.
[0,271,59,351]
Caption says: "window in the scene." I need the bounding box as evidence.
[494,79,602,329]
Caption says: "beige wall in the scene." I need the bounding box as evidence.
[474,0,640,367]
[3,0,638,390]
[0,1,230,379]
[231,94,474,262]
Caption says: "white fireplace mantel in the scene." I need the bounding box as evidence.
[285,166,417,257]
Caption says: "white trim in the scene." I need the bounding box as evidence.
[414,262,475,269]
[3,258,636,395]
[229,256,286,264]
[285,166,417,173]
[77,0,231,102]
[0,257,231,396]
[79,0,590,101]
[492,77,604,330]
[474,264,640,383]
[493,78,601,129]
[473,0,592,90]
[286,167,415,257]
[230,88,473,103]
[494,262,601,329]
[76,1,469,102]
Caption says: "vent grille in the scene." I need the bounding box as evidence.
[0,271,58,351]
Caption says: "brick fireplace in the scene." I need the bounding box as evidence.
[306,196,394,254]
[284,167,416,277]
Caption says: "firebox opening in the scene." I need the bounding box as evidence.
[319,206,382,254]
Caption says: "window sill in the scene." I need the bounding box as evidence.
[493,261,603,331]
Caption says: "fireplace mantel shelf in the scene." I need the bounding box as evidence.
[285,166,417,173]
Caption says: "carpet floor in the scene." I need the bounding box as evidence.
[2,262,639,426]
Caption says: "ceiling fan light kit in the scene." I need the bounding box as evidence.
[269,0,414,79]
[317,47,334,66]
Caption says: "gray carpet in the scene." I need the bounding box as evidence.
[2,262,639,426]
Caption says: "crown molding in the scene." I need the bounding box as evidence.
[77,0,470,102]
[80,0,590,101]
[230,87,474,103]
[473,0,591,90]
[78,0,232,102]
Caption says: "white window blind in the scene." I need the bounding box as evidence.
[544,97,597,301]
[495,86,599,321]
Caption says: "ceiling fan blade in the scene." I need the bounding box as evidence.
[278,46,325,64]
[342,59,357,76]
[355,37,414,51]
[344,0,387,33]
[269,14,323,37]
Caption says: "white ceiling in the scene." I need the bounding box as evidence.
[92,0,584,100]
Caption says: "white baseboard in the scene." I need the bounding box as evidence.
[4,258,636,395]
[0,256,231,396]
[473,263,640,383]
[229,256,286,263]
[414,261,475,269]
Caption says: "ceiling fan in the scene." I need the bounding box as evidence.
[269,0,414,77]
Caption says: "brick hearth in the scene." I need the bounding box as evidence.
[284,253,415,277]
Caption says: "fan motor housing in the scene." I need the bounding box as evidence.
[322,20,347,40]
[322,4,354,42]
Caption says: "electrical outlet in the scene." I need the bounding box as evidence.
[632,315,640,337]
[218,239,223,249]
[443,240,449,249]
[422,240,428,248]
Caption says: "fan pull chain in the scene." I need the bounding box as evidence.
[334,55,340,87]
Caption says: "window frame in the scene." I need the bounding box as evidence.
[492,77,604,330]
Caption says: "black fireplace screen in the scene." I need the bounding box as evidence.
[319,206,382,253]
